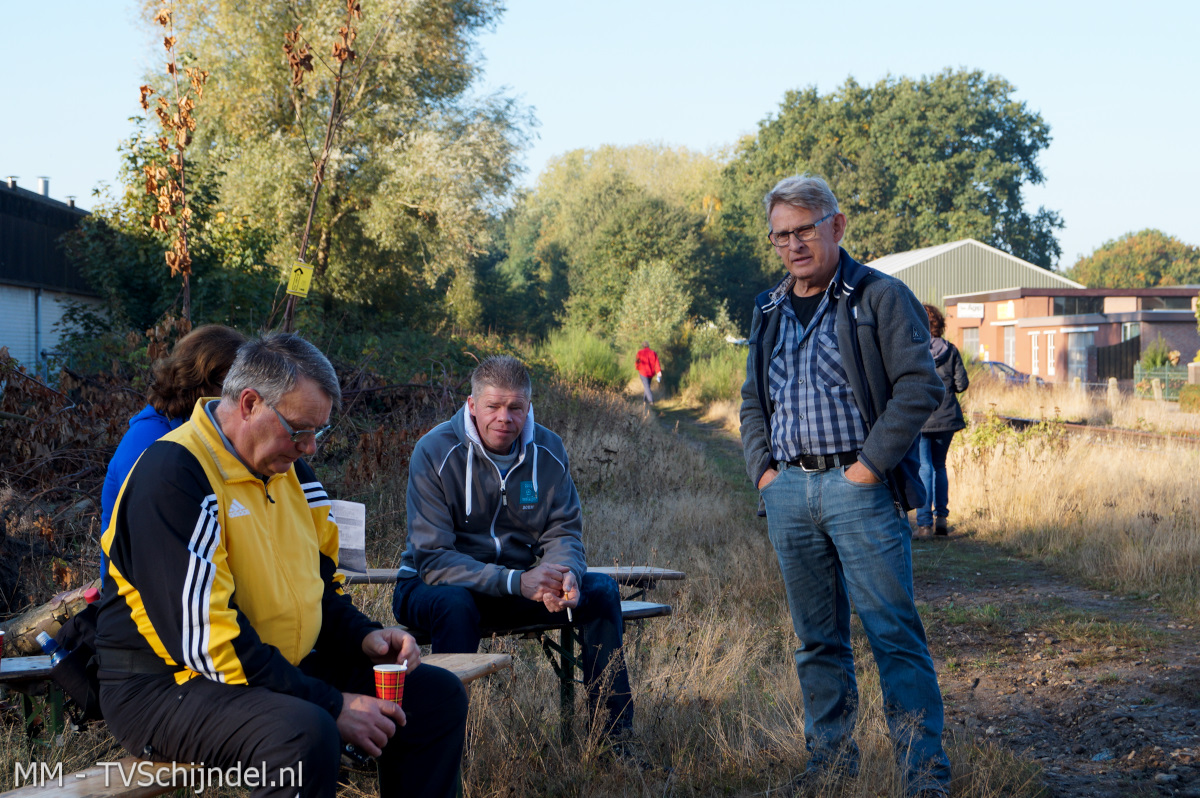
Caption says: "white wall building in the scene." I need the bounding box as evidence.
[0,177,99,375]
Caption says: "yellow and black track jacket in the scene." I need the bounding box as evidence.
[97,399,379,719]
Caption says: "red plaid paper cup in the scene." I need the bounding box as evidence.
[374,663,406,704]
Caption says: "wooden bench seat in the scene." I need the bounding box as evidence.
[0,655,53,684]
[0,653,511,798]
[338,564,686,588]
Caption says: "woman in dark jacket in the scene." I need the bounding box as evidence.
[917,305,969,537]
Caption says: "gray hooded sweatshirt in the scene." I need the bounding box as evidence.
[398,402,585,596]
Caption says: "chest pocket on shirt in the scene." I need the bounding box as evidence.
[814,331,850,384]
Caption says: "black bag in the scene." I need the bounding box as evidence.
[51,603,103,722]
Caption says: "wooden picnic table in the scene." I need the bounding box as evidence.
[334,561,685,743]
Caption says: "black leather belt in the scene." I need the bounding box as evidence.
[785,451,858,472]
[96,646,183,676]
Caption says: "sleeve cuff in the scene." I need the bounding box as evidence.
[857,453,885,483]
[506,569,523,596]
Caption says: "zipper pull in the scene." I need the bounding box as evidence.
[501,485,507,506]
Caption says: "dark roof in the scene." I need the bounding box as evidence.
[0,182,93,294]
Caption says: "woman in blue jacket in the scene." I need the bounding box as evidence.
[99,324,245,582]
[917,305,969,537]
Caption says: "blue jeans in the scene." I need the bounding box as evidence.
[639,374,654,403]
[917,432,956,527]
[761,464,950,793]
[393,572,633,732]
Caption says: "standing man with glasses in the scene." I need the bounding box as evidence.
[739,175,950,797]
[96,332,468,798]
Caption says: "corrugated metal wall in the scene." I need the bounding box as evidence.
[0,188,91,293]
[0,284,102,369]
[892,245,1073,307]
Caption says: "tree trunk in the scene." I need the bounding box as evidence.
[313,187,340,282]
[0,580,100,656]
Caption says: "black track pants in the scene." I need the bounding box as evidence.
[99,661,467,798]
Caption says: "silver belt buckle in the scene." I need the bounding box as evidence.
[799,456,822,472]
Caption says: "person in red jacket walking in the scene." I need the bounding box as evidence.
[635,342,662,405]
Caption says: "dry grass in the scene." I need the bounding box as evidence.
[699,398,742,436]
[0,381,1045,797]
[962,378,1200,434]
[948,414,1200,614]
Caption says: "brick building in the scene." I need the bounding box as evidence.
[944,287,1199,384]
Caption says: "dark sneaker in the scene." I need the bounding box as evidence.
[915,525,933,538]
[934,519,950,536]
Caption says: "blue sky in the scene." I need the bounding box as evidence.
[3,0,1197,268]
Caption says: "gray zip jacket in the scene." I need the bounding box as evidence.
[399,402,585,596]
[740,248,943,509]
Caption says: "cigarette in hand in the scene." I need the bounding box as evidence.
[567,607,573,623]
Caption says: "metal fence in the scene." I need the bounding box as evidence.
[1133,364,1190,400]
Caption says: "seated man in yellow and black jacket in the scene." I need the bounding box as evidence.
[96,332,466,798]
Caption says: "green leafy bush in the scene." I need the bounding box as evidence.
[681,346,747,404]
[1140,335,1172,369]
[540,327,623,388]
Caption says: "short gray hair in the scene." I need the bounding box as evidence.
[763,174,840,223]
[221,332,342,412]
[471,355,531,398]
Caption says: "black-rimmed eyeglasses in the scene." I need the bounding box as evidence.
[767,213,834,248]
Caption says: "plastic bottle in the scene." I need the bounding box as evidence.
[36,631,68,667]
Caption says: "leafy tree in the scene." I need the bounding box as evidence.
[152,0,530,329]
[1065,229,1200,287]
[614,260,693,352]
[63,128,279,335]
[714,68,1064,311]
[493,144,725,337]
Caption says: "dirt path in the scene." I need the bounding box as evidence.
[653,402,1200,798]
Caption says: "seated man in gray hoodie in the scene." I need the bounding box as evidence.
[392,355,634,743]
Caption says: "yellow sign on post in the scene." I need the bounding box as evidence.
[286,264,314,298]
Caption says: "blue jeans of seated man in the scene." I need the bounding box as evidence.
[917,432,956,528]
[761,463,950,793]
[393,572,633,732]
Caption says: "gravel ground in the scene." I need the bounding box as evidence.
[915,536,1200,797]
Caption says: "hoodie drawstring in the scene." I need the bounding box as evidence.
[464,445,474,517]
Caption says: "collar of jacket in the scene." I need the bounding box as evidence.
[758,247,868,311]
[187,398,287,486]
[452,400,539,518]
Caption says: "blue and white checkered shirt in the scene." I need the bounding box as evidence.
[767,273,868,462]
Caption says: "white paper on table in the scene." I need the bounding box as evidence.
[331,499,367,574]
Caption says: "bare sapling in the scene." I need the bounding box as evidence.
[140,0,207,329]
[271,0,394,332]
